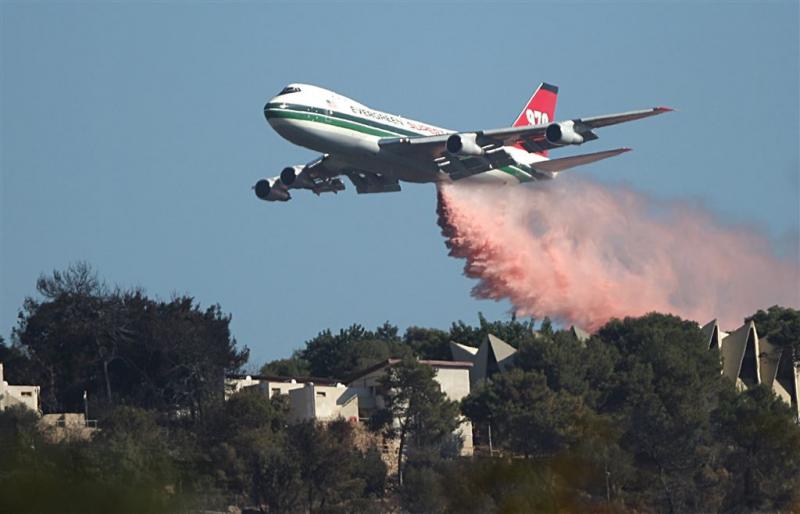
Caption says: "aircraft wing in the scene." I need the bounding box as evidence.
[379,106,671,159]
[255,154,401,202]
[530,147,632,173]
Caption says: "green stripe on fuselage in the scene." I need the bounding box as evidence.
[265,109,400,138]
[501,165,532,182]
[265,102,420,137]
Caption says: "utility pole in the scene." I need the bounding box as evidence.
[83,390,89,427]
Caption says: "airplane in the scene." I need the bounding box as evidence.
[255,83,671,201]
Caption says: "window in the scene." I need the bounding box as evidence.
[316,391,327,398]
[21,391,33,397]
[278,86,301,95]
[271,388,281,396]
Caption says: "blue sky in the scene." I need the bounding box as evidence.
[2,1,798,367]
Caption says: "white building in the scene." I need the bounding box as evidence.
[450,334,518,387]
[702,319,800,418]
[346,358,474,456]
[288,382,359,423]
[225,373,360,423]
[225,373,335,400]
[0,362,40,414]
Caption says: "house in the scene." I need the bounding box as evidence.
[0,362,40,414]
[702,319,800,418]
[449,334,518,387]
[287,382,359,423]
[346,358,474,456]
[225,373,337,400]
[225,373,360,422]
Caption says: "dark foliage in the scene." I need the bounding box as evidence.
[460,312,800,513]
[3,265,799,513]
[746,305,800,360]
[12,263,249,415]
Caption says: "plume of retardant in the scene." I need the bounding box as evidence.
[437,178,799,331]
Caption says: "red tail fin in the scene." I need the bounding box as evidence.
[512,82,558,156]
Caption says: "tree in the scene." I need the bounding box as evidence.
[248,420,386,514]
[715,385,800,511]
[403,327,451,361]
[298,323,410,379]
[260,357,310,378]
[13,264,249,415]
[0,405,42,479]
[91,406,177,489]
[0,405,186,514]
[0,336,37,385]
[590,313,726,513]
[513,329,596,398]
[370,358,460,485]
[448,313,536,349]
[198,388,288,505]
[462,369,591,458]
[746,305,800,360]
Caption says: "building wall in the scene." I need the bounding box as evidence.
[288,384,359,423]
[0,362,40,413]
[264,381,305,398]
[433,367,471,402]
[225,375,263,399]
[348,362,474,456]
[225,376,305,400]
[431,367,473,455]
[5,385,40,412]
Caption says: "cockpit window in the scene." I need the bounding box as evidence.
[278,86,301,95]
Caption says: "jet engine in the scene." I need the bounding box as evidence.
[254,178,290,202]
[279,164,314,189]
[279,165,301,186]
[446,133,484,156]
[545,121,584,145]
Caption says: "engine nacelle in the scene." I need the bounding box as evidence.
[254,178,290,202]
[279,166,297,186]
[545,121,584,145]
[446,133,484,156]
[280,164,314,189]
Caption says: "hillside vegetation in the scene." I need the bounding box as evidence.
[1,264,799,513]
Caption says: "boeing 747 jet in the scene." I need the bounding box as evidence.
[255,83,671,201]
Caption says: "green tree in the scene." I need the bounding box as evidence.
[91,406,177,488]
[249,420,386,514]
[0,335,37,385]
[715,385,800,511]
[299,323,410,379]
[448,313,535,349]
[260,357,311,377]
[746,305,800,360]
[403,327,451,361]
[513,329,595,398]
[0,405,186,514]
[199,388,288,504]
[370,358,460,485]
[591,313,726,513]
[13,264,248,414]
[461,369,592,458]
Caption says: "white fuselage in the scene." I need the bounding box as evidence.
[264,83,546,185]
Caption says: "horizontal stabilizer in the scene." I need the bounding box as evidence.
[531,147,631,173]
